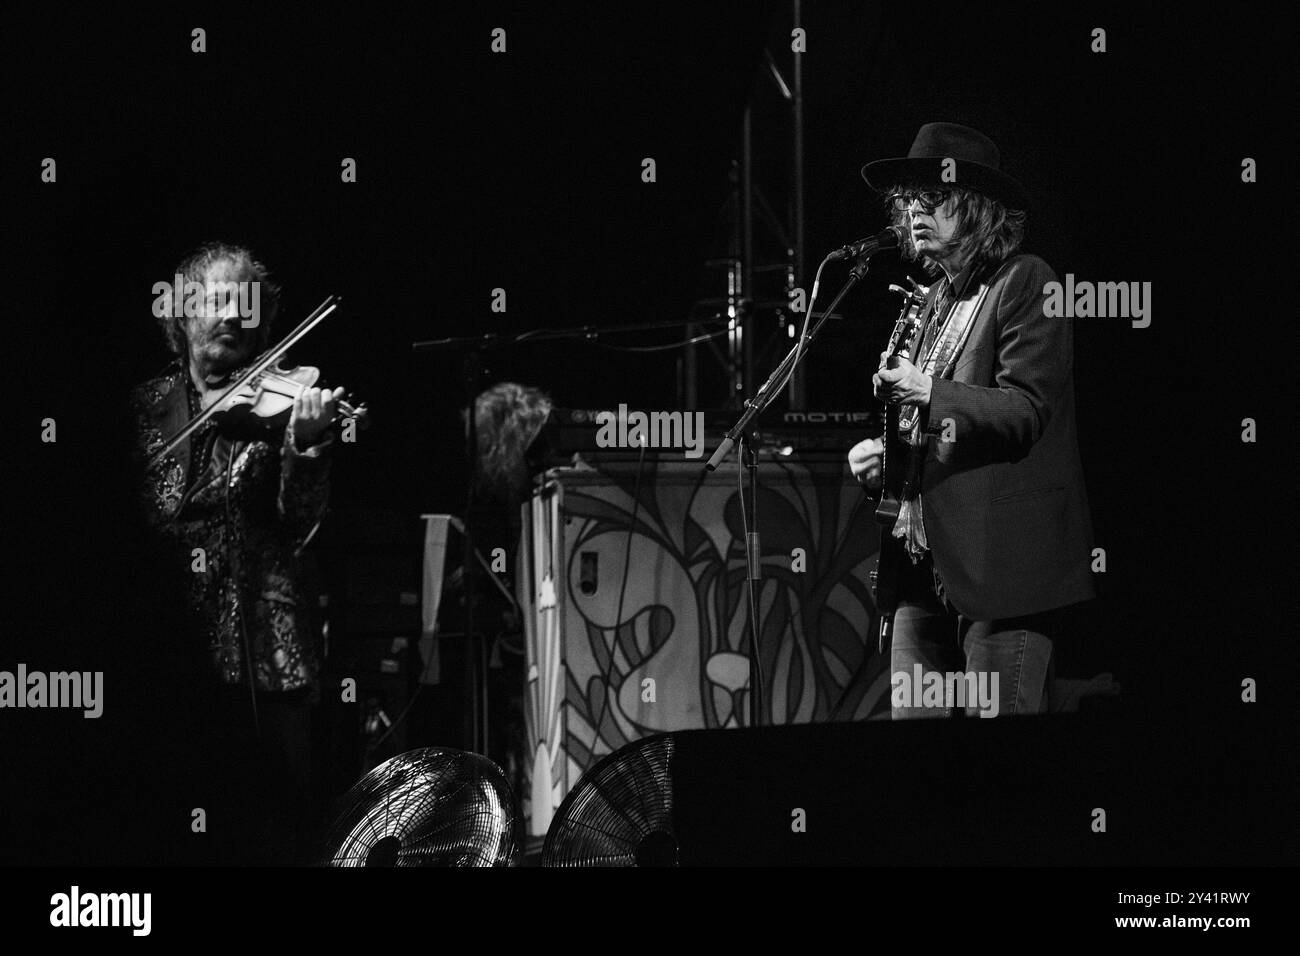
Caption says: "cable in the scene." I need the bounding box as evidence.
[363,520,523,764]
[789,254,832,392]
[363,659,431,764]
[585,329,731,354]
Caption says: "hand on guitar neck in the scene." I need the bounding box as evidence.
[872,351,933,408]
[851,341,931,493]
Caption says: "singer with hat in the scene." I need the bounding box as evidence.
[846,122,1095,718]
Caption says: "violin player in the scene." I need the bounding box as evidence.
[131,241,343,860]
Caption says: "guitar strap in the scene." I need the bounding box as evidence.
[891,271,996,562]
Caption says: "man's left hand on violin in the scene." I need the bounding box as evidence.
[290,386,348,449]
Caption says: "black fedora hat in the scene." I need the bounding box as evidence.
[861,122,1029,211]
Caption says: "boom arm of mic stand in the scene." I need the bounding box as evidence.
[703,256,875,471]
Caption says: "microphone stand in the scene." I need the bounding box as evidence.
[702,250,880,729]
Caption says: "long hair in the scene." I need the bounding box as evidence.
[472,382,553,502]
[886,185,1026,277]
[158,241,282,356]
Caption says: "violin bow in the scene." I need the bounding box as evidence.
[146,295,343,469]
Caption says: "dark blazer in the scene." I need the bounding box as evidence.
[916,252,1095,620]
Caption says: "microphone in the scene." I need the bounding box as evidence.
[827,227,901,261]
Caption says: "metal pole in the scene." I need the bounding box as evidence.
[741,103,755,397]
[789,0,808,408]
[727,161,743,407]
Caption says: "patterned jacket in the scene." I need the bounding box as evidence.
[131,363,332,692]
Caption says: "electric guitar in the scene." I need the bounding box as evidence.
[870,278,929,652]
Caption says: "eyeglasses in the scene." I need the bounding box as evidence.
[887,188,952,213]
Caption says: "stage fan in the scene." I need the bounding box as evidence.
[320,748,517,866]
[542,734,677,867]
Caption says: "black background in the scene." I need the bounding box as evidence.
[2,2,1294,866]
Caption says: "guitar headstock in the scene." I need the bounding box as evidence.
[885,279,931,360]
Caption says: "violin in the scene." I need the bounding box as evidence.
[149,295,368,467]
[208,361,369,443]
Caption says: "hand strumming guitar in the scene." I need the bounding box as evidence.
[848,437,884,490]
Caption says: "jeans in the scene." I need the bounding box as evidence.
[889,554,1055,719]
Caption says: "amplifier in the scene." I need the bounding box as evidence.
[518,457,888,835]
